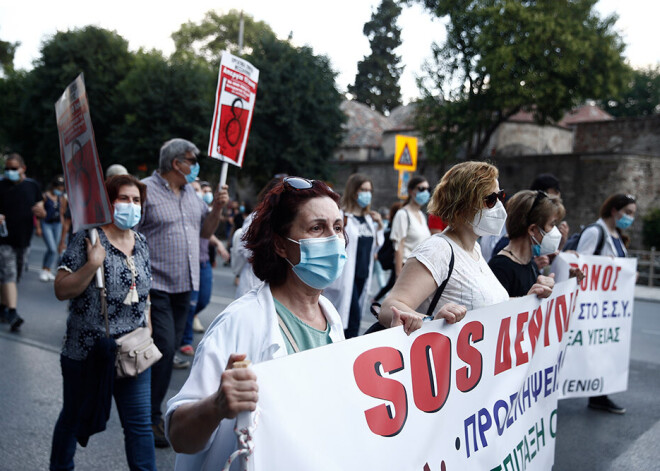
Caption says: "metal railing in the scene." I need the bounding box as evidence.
[629,248,660,287]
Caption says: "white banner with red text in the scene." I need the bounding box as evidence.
[552,253,636,398]
[246,280,580,471]
[207,52,259,167]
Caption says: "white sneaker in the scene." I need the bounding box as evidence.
[47,271,56,281]
[192,316,206,333]
[39,270,50,282]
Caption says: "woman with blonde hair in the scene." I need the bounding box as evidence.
[324,173,383,338]
[379,161,553,332]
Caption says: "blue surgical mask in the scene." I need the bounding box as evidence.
[616,214,634,229]
[5,169,20,182]
[286,234,347,289]
[239,205,245,213]
[203,192,213,205]
[54,189,63,196]
[357,191,372,209]
[181,162,200,184]
[415,190,430,206]
[113,202,141,230]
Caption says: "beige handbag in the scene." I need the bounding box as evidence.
[100,260,162,379]
[115,325,162,378]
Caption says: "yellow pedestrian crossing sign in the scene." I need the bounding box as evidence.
[394,135,417,171]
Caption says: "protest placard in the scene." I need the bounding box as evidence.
[208,52,259,169]
[243,279,579,470]
[553,253,637,398]
[54,74,111,233]
[394,135,417,172]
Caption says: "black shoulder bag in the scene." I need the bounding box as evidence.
[364,243,455,335]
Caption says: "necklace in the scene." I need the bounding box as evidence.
[504,248,527,265]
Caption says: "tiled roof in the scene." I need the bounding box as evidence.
[558,104,614,127]
[387,103,418,131]
[339,100,390,148]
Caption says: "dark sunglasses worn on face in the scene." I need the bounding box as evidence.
[417,185,430,192]
[283,176,315,190]
[484,190,506,209]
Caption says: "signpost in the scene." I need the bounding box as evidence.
[208,52,259,188]
[394,135,418,200]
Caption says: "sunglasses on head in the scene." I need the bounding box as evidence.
[526,190,548,225]
[483,190,506,209]
[283,176,315,190]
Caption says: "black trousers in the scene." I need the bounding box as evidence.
[149,289,191,425]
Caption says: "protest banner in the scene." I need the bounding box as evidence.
[54,74,112,233]
[553,253,637,398]
[243,279,579,470]
[208,52,259,186]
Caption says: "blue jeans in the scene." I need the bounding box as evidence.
[181,261,213,346]
[50,355,156,471]
[41,221,62,270]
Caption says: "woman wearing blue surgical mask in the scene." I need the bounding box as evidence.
[166,177,348,465]
[577,193,637,259]
[489,190,564,297]
[389,175,432,279]
[576,193,636,416]
[322,173,383,339]
[51,174,156,470]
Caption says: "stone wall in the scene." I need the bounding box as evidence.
[573,116,660,155]
[484,122,573,156]
[330,153,660,249]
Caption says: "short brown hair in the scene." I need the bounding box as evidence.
[105,174,147,205]
[245,178,341,287]
[428,161,498,226]
[506,190,566,239]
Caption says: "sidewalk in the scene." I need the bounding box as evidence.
[634,285,660,302]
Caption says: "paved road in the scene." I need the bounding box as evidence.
[0,239,658,470]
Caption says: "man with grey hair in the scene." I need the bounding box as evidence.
[137,138,228,447]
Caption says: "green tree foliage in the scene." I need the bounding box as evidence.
[172,10,345,188]
[348,0,403,114]
[0,26,133,181]
[0,38,19,75]
[601,65,660,117]
[111,51,216,175]
[243,35,346,189]
[411,0,628,161]
[171,9,276,65]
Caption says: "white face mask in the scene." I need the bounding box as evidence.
[471,200,507,237]
[533,225,562,256]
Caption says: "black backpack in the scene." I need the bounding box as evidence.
[376,228,395,270]
[376,210,411,271]
[563,223,606,255]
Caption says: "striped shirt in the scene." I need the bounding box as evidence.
[137,171,208,293]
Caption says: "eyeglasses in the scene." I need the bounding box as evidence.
[483,190,506,209]
[417,185,430,192]
[283,176,314,190]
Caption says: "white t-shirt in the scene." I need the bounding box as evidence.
[390,207,431,261]
[411,233,509,314]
